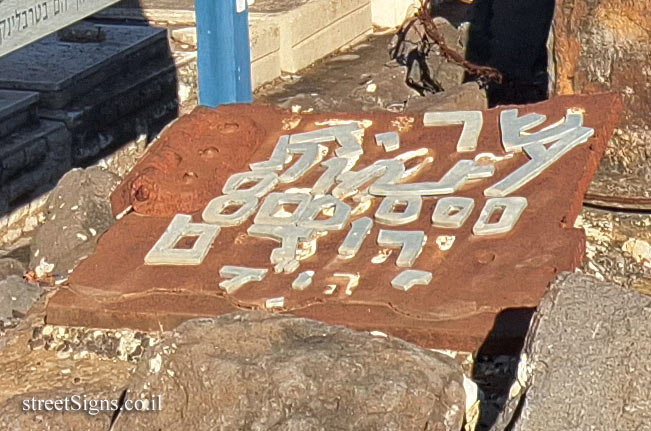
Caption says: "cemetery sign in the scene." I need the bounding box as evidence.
[0,0,121,56]
[48,94,622,351]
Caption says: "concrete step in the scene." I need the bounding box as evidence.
[250,0,372,73]
[98,0,373,84]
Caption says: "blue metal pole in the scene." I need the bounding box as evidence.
[195,0,253,106]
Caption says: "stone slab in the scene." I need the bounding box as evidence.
[0,90,39,138]
[48,94,621,352]
[100,0,369,78]
[0,24,168,109]
[95,0,195,23]
[38,52,177,131]
[249,17,281,88]
[0,90,38,122]
[251,0,372,73]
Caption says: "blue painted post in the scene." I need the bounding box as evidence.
[195,0,253,106]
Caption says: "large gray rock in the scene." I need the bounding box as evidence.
[29,167,121,276]
[0,258,25,280]
[114,313,466,431]
[390,17,466,94]
[493,272,651,431]
[0,276,43,320]
[426,17,466,91]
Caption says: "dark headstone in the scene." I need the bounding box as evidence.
[0,90,39,138]
[0,25,168,109]
[0,120,72,214]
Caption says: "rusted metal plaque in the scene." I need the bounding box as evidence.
[47,94,622,352]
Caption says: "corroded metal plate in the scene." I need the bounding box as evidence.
[47,94,621,352]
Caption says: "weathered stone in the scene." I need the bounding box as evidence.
[0,276,43,319]
[390,16,466,93]
[38,52,178,165]
[0,258,26,279]
[427,17,466,90]
[553,0,651,208]
[407,82,488,112]
[0,390,115,431]
[0,25,168,109]
[57,22,107,43]
[113,313,466,431]
[0,311,131,430]
[29,167,121,276]
[493,272,651,431]
[0,290,11,322]
[49,95,621,352]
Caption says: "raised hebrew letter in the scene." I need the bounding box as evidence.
[333,159,404,199]
[377,229,426,267]
[219,266,267,294]
[375,131,400,152]
[311,157,350,195]
[431,197,475,229]
[485,125,594,197]
[254,192,312,226]
[298,195,351,231]
[222,171,278,198]
[278,143,325,183]
[292,271,315,290]
[424,111,483,152]
[202,194,258,226]
[369,160,494,197]
[375,195,422,226]
[247,224,314,270]
[338,217,373,259]
[289,123,363,159]
[391,270,433,291]
[250,135,290,171]
[473,197,528,236]
[145,214,220,265]
[500,109,587,152]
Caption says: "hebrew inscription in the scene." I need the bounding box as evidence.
[0,0,121,55]
[144,108,595,297]
[51,95,622,351]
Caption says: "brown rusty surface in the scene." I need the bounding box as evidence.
[48,94,621,352]
[553,0,651,209]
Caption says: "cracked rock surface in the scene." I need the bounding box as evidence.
[492,272,651,431]
[113,312,466,431]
